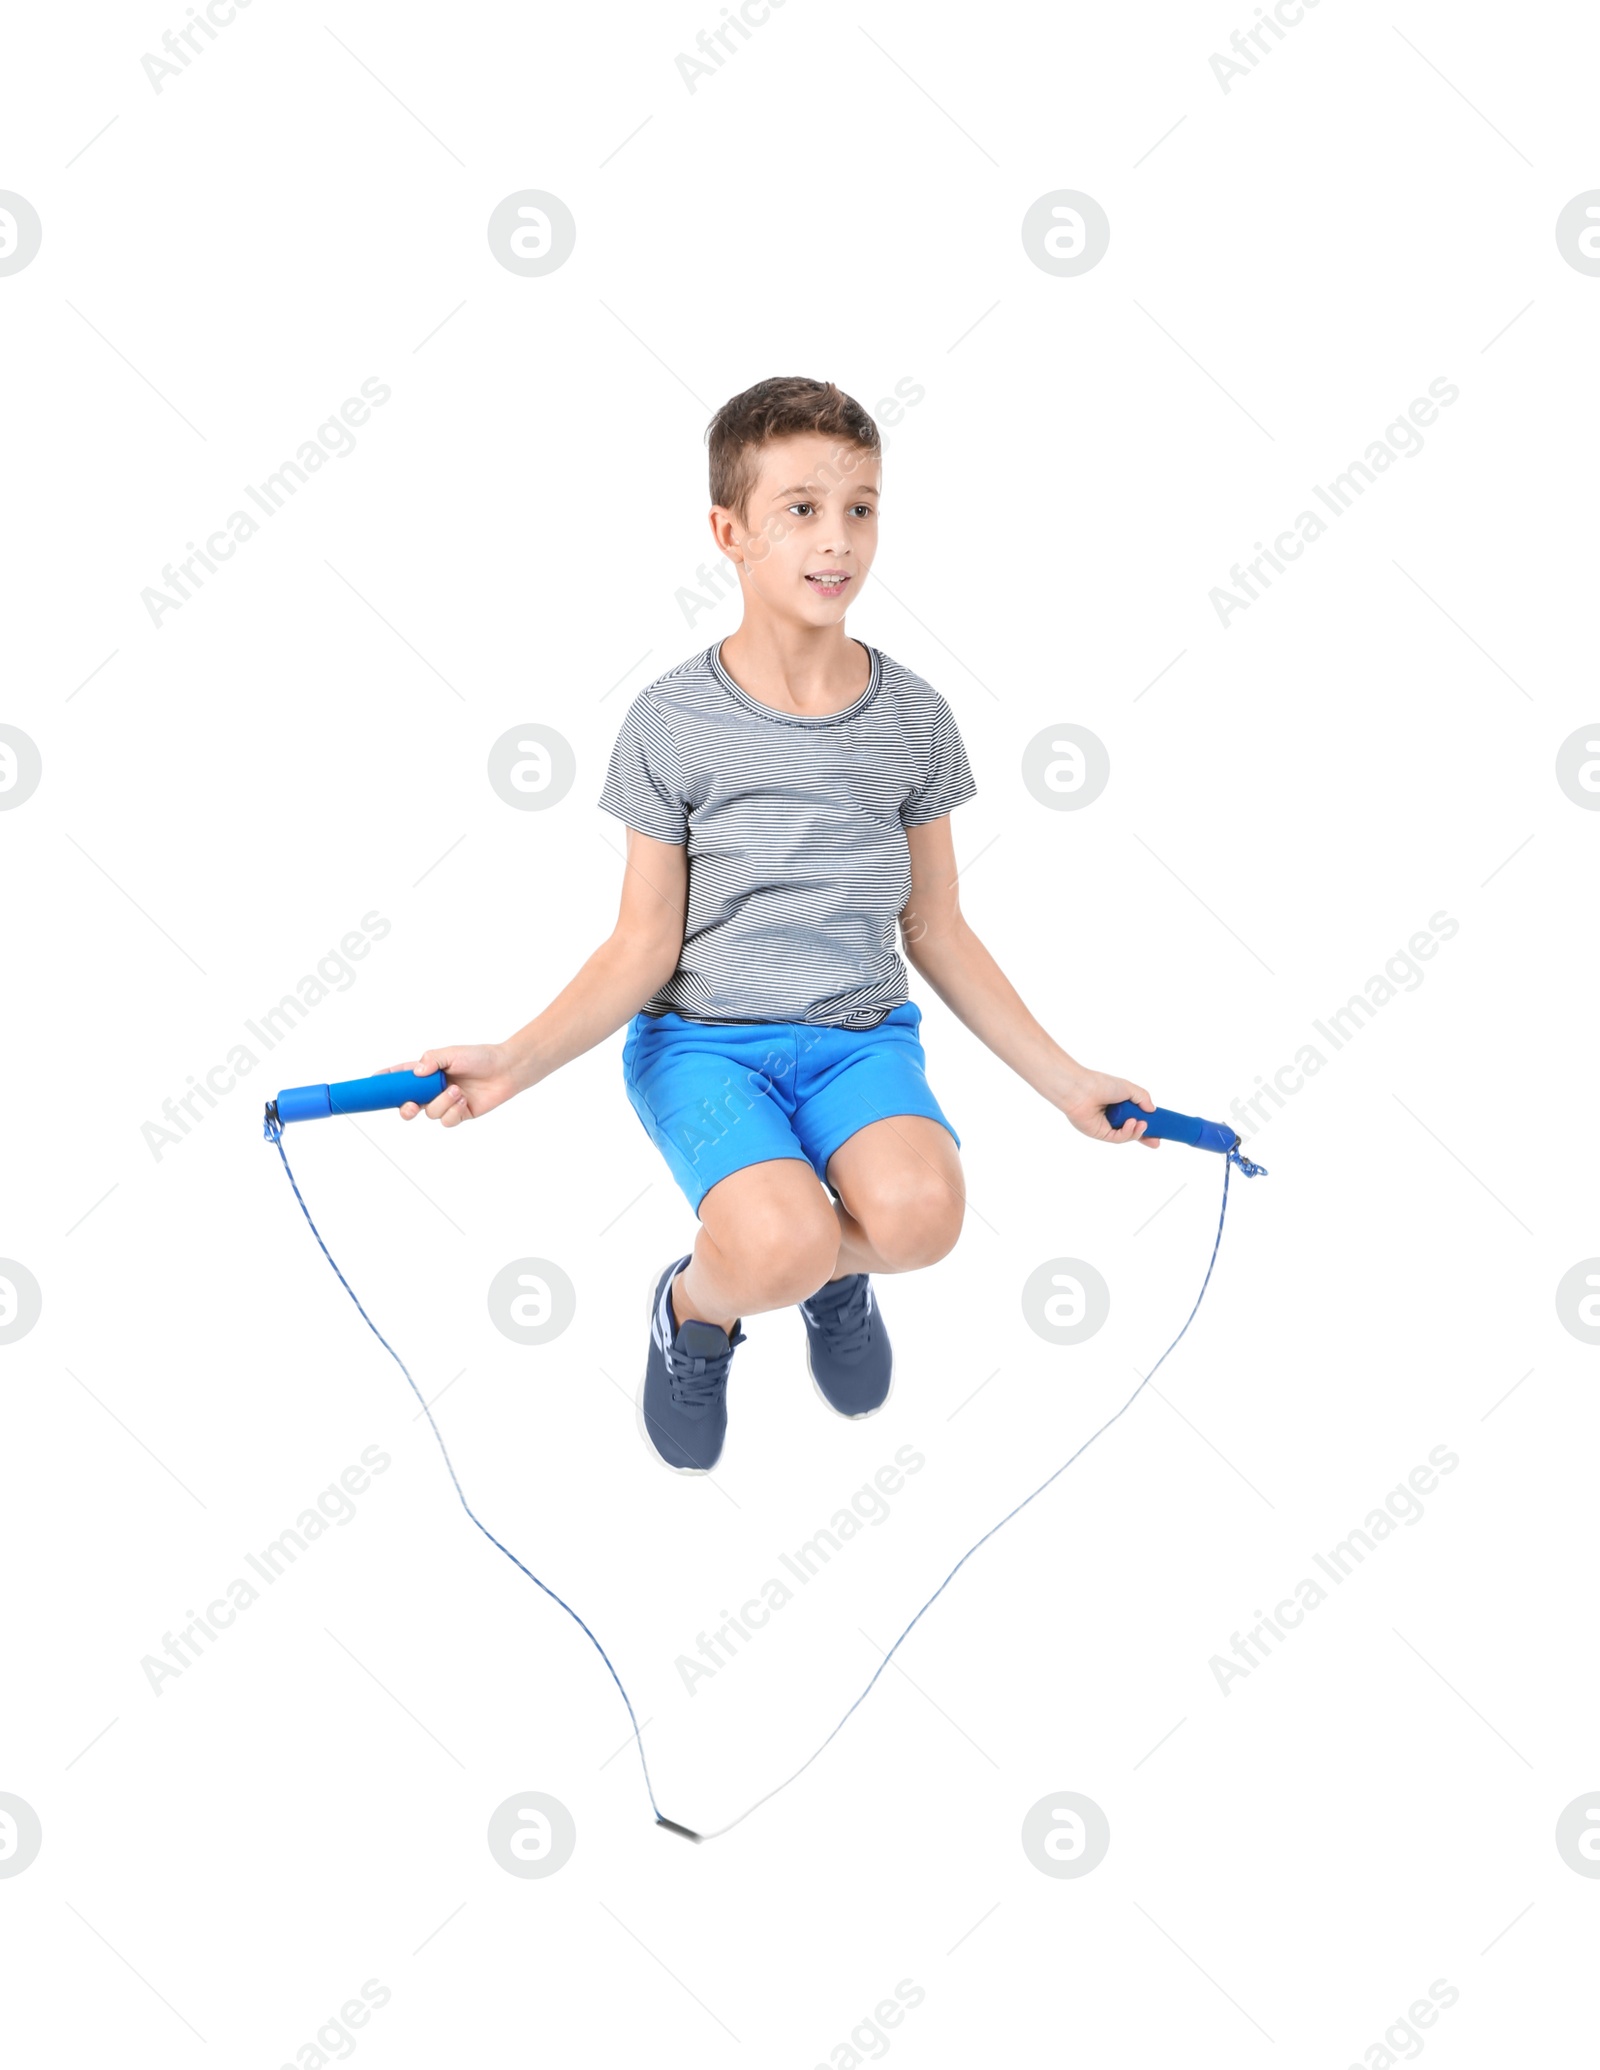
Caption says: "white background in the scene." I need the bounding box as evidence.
[3,1,1597,2063]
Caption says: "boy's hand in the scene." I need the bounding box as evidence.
[1057,1069,1160,1149]
[381,1046,520,1128]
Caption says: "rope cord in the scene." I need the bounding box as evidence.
[265,1106,1260,1840]
[264,1107,663,1821]
[693,1145,1249,1839]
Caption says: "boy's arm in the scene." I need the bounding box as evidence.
[899,815,1157,1147]
[388,829,686,1127]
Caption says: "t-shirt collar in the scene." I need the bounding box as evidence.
[709,639,881,725]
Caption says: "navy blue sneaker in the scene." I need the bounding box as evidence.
[638,1257,745,1474]
[800,1273,893,1417]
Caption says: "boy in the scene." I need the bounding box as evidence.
[390,376,1156,1474]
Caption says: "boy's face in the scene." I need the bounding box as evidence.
[712,433,880,625]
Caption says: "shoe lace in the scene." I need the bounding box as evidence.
[668,1321,746,1411]
[802,1276,873,1362]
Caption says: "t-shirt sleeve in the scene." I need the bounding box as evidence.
[902,693,977,826]
[597,691,689,844]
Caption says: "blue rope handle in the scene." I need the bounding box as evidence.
[264,1103,1257,1839]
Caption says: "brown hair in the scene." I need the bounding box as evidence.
[706,376,880,527]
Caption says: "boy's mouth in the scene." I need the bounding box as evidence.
[804,572,851,595]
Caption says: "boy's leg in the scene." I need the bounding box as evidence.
[823,1116,965,1279]
[673,1157,842,1333]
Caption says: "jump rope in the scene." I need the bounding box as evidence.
[264,1069,1266,1842]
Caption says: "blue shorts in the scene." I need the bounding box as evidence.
[621,1002,960,1215]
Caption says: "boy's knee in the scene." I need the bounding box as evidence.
[715,1196,838,1306]
[860,1177,964,1272]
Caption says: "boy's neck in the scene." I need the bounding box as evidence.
[717,619,871,717]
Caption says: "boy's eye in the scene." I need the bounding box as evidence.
[785,501,875,518]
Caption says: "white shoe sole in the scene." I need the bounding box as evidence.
[635,1258,721,1476]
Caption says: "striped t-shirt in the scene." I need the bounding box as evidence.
[598,639,976,1028]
